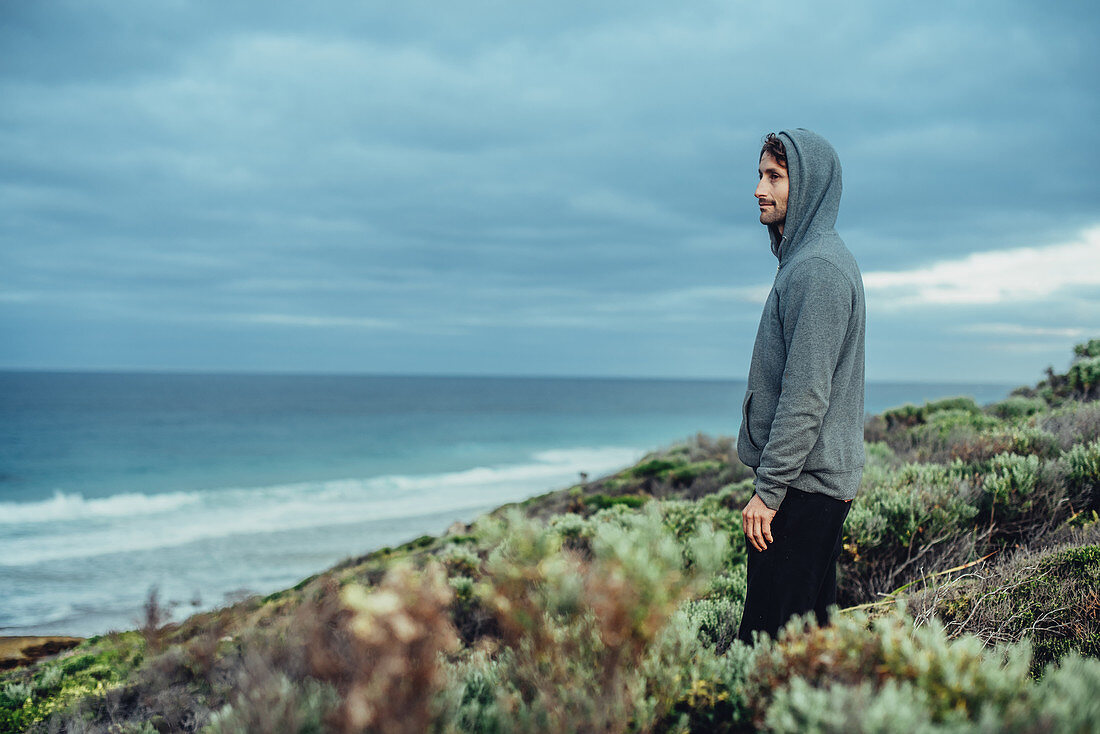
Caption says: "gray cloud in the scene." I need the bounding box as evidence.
[2,0,1098,380]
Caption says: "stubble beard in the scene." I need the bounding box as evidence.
[759,205,786,229]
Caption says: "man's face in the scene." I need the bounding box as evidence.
[755,153,789,232]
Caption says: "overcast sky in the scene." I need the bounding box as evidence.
[2,0,1097,383]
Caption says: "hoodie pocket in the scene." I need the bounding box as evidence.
[741,390,760,450]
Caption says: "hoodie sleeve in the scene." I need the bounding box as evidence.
[754,257,853,509]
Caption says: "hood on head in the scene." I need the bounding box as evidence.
[768,128,843,262]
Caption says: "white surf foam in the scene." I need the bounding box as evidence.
[0,445,644,566]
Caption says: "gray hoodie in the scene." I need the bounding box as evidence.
[736,128,866,509]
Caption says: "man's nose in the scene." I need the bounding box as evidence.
[754,180,766,199]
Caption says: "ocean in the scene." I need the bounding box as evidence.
[0,371,1018,636]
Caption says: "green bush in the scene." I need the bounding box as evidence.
[1063,438,1100,510]
[843,462,980,599]
[639,608,754,733]
[1073,338,1100,360]
[1067,356,1100,397]
[912,409,1002,441]
[912,539,1100,673]
[981,453,1042,523]
[455,505,730,734]
[1005,653,1100,732]
[630,458,685,479]
[440,544,482,578]
[681,594,744,654]
[988,395,1047,422]
[745,609,1032,731]
[882,403,925,429]
[846,462,978,558]
[0,635,144,732]
[667,460,724,486]
[1040,401,1100,451]
[206,675,336,734]
[585,493,648,511]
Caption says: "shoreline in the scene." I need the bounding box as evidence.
[0,636,83,671]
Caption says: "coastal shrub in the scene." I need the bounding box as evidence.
[667,460,724,487]
[437,648,511,734]
[762,655,1100,734]
[585,492,648,511]
[1000,425,1063,459]
[980,453,1042,523]
[440,544,482,578]
[1074,338,1100,360]
[658,498,743,549]
[704,567,749,605]
[547,511,593,556]
[205,662,337,734]
[882,397,984,431]
[987,395,1047,422]
[638,607,755,733]
[0,682,32,710]
[1067,356,1100,400]
[911,409,1002,442]
[1005,653,1100,732]
[863,413,888,443]
[926,396,983,415]
[0,636,146,733]
[457,505,729,733]
[1040,401,1100,451]
[762,678,952,734]
[303,561,460,734]
[842,462,980,599]
[881,409,1004,465]
[911,535,1100,673]
[681,594,744,654]
[974,452,1069,539]
[744,608,1032,731]
[671,431,737,463]
[630,458,685,479]
[448,575,498,645]
[1063,438,1100,511]
[864,440,900,469]
[882,403,925,430]
[951,425,1062,470]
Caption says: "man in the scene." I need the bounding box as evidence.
[736,129,866,644]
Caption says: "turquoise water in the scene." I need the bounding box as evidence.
[0,371,1017,635]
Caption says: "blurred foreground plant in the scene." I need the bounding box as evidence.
[441,504,730,733]
[305,560,460,734]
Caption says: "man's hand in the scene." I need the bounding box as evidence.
[741,493,778,552]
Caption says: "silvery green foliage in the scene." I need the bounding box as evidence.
[205,675,336,734]
[846,461,979,550]
[437,648,511,734]
[682,594,743,653]
[1063,438,1100,492]
[440,544,481,577]
[0,681,32,709]
[999,425,1062,457]
[747,608,1034,730]
[982,453,1042,519]
[1040,401,1100,450]
[762,650,1100,734]
[634,605,755,732]
[988,395,1048,422]
[441,503,733,733]
[1007,653,1100,733]
[765,678,974,734]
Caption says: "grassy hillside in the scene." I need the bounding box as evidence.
[3,340,1100,733]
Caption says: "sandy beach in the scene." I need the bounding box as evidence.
[0,636,83,671]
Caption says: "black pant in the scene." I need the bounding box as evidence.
[737,486,851,644]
